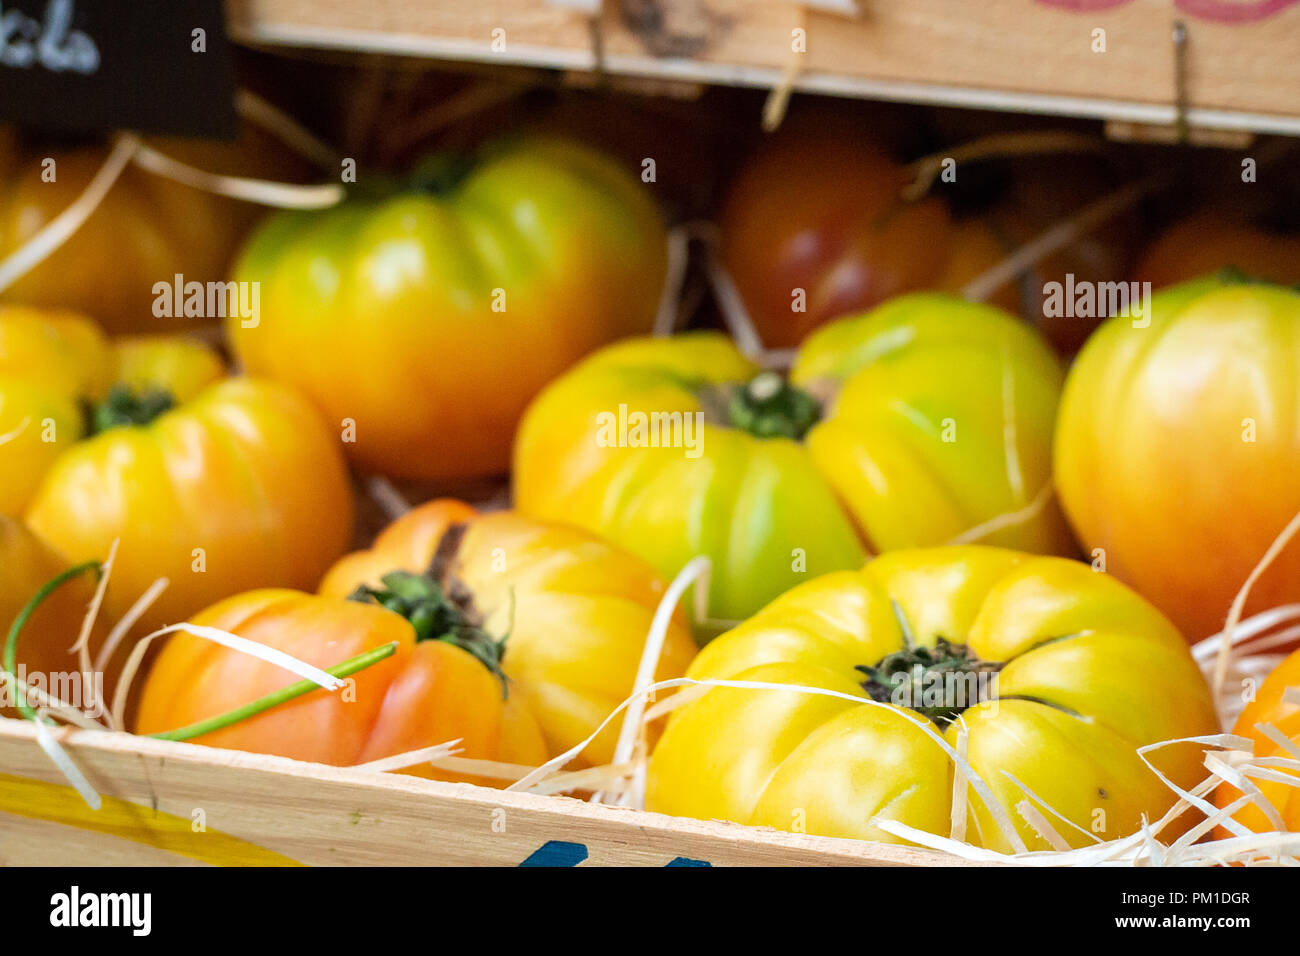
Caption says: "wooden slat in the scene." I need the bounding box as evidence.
[0,718,974,867]
[225,0,1300,135]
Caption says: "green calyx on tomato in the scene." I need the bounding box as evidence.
[87,384,176,434]
[721,371,822,441]
[856,602,1004,726]
[407,153,477,197]
[347,524,509,695]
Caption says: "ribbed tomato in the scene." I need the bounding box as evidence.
[515,293,1072,628]
[135,585,548,782]
[319,500,696,765]
[25,377,354,628]
[0,307,226,515]
[230,138,666,480]
[647,546,1217,851]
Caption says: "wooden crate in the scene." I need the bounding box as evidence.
[226,0,1300,135]
[0,718,970,867]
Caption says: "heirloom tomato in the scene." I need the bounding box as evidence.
[0,307,226,515]
[0,127,304,334]
[229,138,667,480]
[135,586,548,783]
[515,293,1072,627]
[0,515,114,719]
[1054,276,1300,641]
[318,500,696,765]
[646,546,1218,851]
[718,133,1016,349]
[1215,649,1300,833]
[0,306,111,514]
[25,377,354,629]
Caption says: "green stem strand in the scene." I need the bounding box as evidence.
[3,561,102,723]
[149,642,400,742]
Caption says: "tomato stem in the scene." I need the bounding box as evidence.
[726,371,821,441]
[859,603,1004,726]
[88,384,176,434]
[3,561,102,722]
[149,642,400,742]
[348,526,510,697]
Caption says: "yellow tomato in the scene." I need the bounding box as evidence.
[230,138,667,480]
[646,546,1218,851]
[319,499,696,765]
[25,378,354,628]
[1055,276,1300,641]
[515,293,1073,627]
[0,307,224,515]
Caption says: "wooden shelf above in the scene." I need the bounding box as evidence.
[226,0,1300,136]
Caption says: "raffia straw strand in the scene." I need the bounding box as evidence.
[961,177,1158,304]
[0,670,104,730]
[111,622,347,731]
[92,578,169,729]
[235,88,342,169]
[601,556,709,807]
[131,143,344,209]
[34,715,100,810]
[652,225,692,338]
[902,131,1108,202]
[0,133,139,295]
[365,475,412,521]
[1213,507,1300,704]
[947,483,1053,546]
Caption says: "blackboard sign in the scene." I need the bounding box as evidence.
[0,0,237,137]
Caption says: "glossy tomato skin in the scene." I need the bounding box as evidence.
[1,309,227,515]
[0,307,111,514]
[230,138,667,480]
[134,588,548,780]
[646,546,1218,850]
[1216,651,1300,833]
[0,128,299,334]
[0,515,114,719]
[25,378,354,628]
[719,136,1013,350]
[515,293,1072,626]
[1055,277,1300,642]
[319,500,696,765]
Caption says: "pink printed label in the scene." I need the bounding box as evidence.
[1037,0,1300,22]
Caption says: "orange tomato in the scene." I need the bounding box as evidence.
[319,500,697,765]
[1055,276,1300,641]
[1216,649,1300,833]
[0,126,308,334]
[135,587,548,782]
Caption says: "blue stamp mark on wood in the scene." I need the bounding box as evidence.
[518,841,713,866]
[519,840,589,866]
